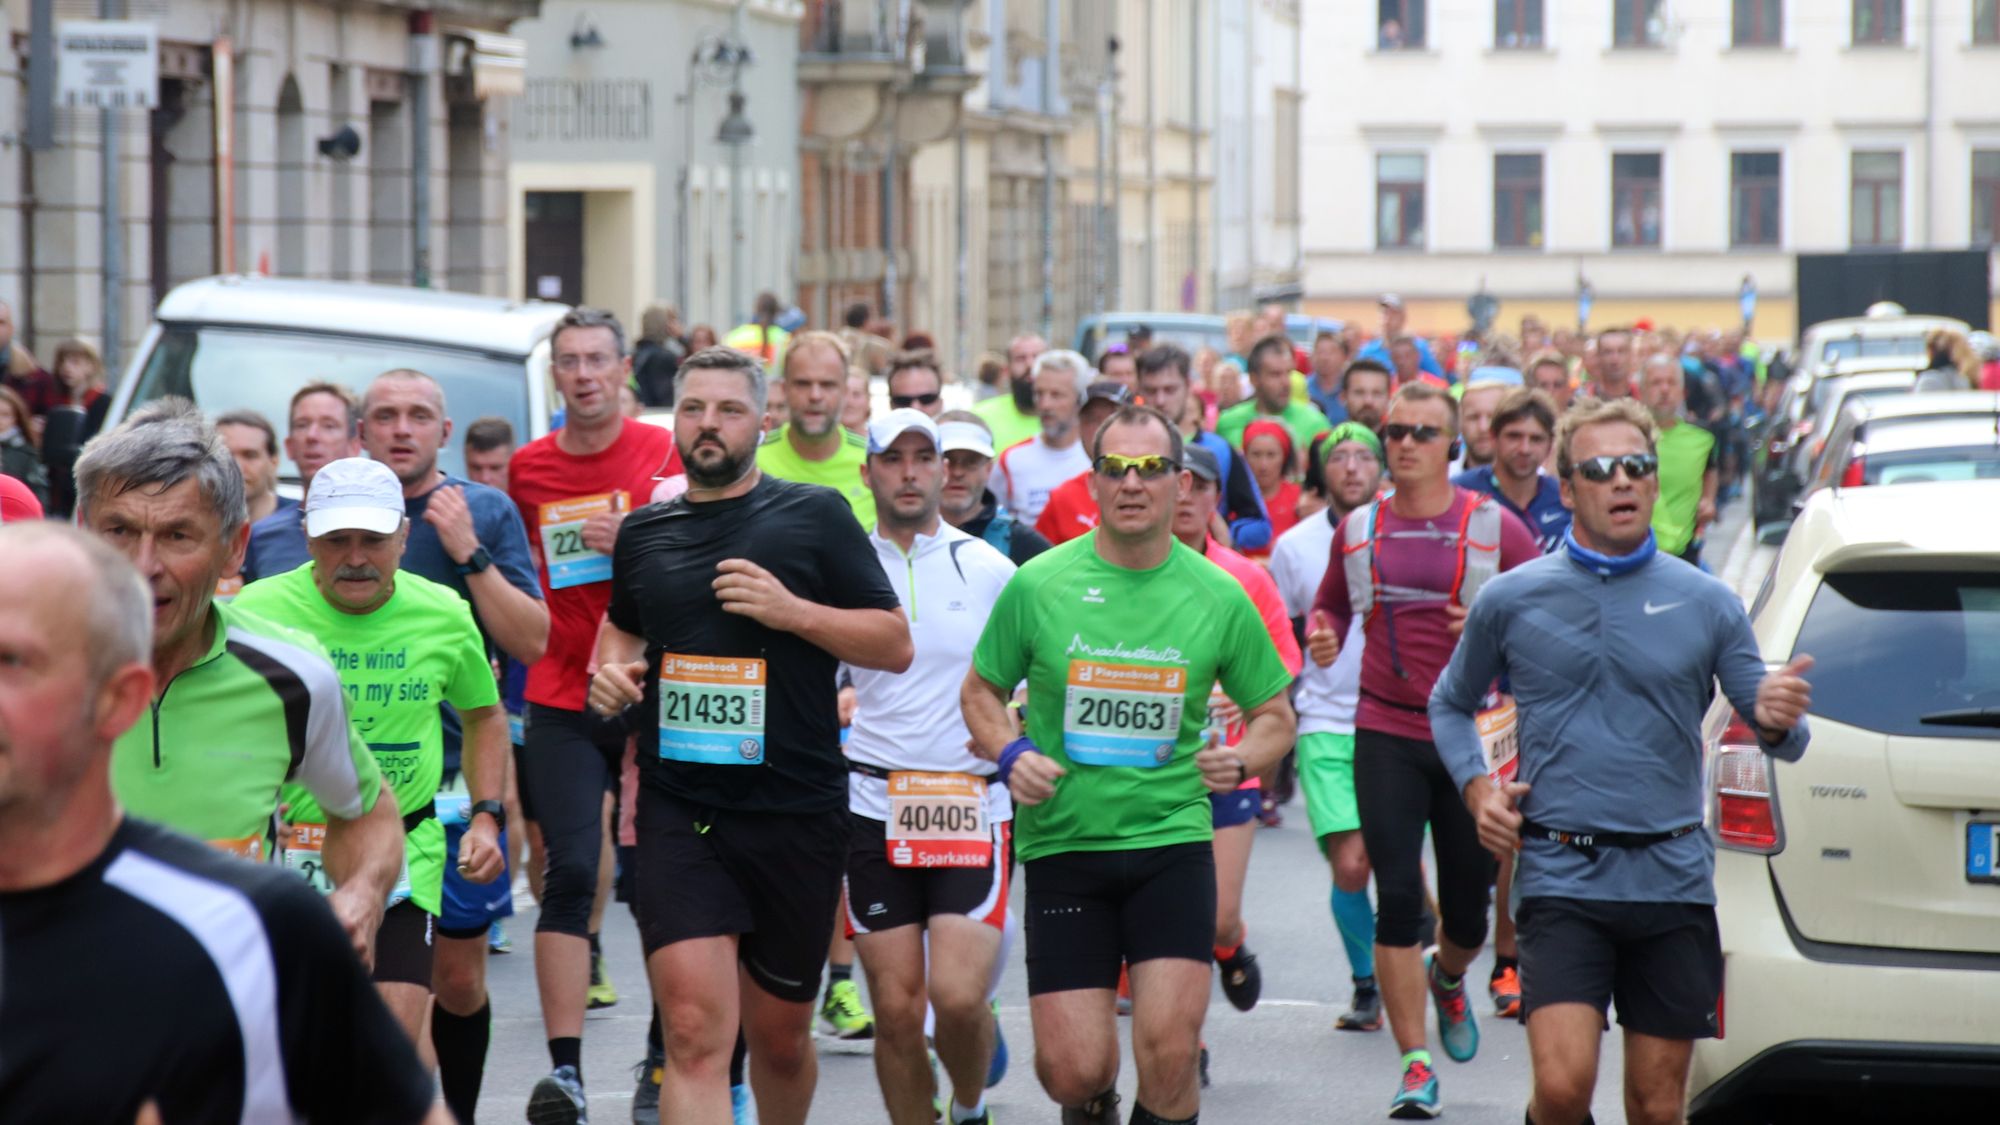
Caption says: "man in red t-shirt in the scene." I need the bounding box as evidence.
[1307,381,1537,1118]
[1031,381,1131,544]
[508,307,682,1119]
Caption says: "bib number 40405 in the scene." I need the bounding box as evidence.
[886,772,990,869]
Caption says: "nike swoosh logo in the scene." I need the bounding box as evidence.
[1643,600,1685,615]
[1540,511,1564,523]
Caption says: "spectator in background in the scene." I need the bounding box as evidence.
[0,384,49,506]
[214,409,290,527]
[1309,331,1352,423]
[1378,17,1404,48]
[1357,294,1443,380]
[1915,328,1975,393]
[886,350,946,419]
[687,324,719,352]
[0,300,55,421]
[1240,419,1302,559]
[1972,332,2000,391]
[631,304,686,407]
[39,338,112,517]
[1098,346,1138,394]
[724,291,791,369]
[973,352,1006,401]
[462,416,516,492]
[842,367,873,434]
[1528,353,1574,412]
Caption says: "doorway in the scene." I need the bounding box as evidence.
[524,191,583,305]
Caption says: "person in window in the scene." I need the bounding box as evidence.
[1379,18,1404,49]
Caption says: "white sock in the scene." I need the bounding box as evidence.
[950,1095,987,1123]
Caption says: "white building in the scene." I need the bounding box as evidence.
[1214,0,1304,313]
[1301,0,2000,340]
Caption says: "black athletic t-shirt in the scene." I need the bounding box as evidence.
[0,818,435,1123]
[608,475,902,814]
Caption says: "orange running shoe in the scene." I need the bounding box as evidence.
[1489,964,1522,1019]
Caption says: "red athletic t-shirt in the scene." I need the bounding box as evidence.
[510,420,683,711]
[1033,470,1099,545]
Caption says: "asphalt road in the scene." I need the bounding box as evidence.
[472,498,1773,1125]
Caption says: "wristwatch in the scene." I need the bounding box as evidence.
[455,546,493,576]
[470,799,507,831]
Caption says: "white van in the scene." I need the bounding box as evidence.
[106,275,570,483]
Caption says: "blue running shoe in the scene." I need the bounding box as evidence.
[1388,1057,1441,1119]
[527,1064,588,1125]
[488,919,512,954]
[1426,952,1480,1063]
[730,1082,758,1125]
[985,1000,1008,1088]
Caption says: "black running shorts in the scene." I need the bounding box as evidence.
[1022,842,1216,996]
[372,900,436,987]
[844,813,1012,936]
[633,786,850,1004]
[1517,895,1723,1040]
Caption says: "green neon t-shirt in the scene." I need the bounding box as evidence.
[1650,420,1717,555]
[1214,399,1334,452]
[755,425,875,528]
[971,534,1293,862]
[234,565,499,914]
[972,395,1042,454]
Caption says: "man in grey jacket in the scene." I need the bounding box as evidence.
[1429,397,1812,1125]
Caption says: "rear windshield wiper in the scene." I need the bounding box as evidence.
[1919,708,2000,729]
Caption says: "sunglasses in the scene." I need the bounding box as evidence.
[1569,454,1659,483]
[1380,423,1447,444]
[1093,453,1182,480]
[890,392,941,408]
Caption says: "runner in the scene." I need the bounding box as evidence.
[935,410,1054,566]
[1169,444,1305,1087]
[972,333,1047,451]
[0,522,448,1125]
[241,380,362,581]
[509,307,683,1121]
[234,456,508,1045]
[356,368,550,1123]
[995,349,1094,526]
[962,404,1298,1124]
[1031,380,1132,544]
[842,408,1016,1125]
[1268,422,1387,1034]
[887,349,948,419]
[589,345,913,1125]
[1133,344,1273,550]
[75,399,406,964]
[757,330,875,525]
[1432,396,1811,1125]
[1306,381,1539,1118]
[1215,335,1334,452]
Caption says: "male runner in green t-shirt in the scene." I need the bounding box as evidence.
[235,457,507,1041]
[757,329,875,526]
[962,404,1297,1125]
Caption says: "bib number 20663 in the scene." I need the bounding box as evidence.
[658,653,767,766]
[1061,659,1185,768]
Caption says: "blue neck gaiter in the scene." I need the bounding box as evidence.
[1563,525,1657,577]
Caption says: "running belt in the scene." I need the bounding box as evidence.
[1517,818,1701,861]
[846,761,997,781]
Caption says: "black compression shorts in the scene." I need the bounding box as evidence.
[1022,842,1216,996]
[844,813,1012,935]
[373,900,436,987]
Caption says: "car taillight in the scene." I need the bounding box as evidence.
[1839,456,1866,487]
[1712,718,1784,854]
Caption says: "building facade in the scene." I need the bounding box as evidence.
[1301,0,2000,339]
[0,0,531,367]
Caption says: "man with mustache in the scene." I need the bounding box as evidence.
[589,345,913,1124]
[234,457,509,1052]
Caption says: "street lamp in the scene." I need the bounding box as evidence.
[676,35,752,319]
[717,91,754,328]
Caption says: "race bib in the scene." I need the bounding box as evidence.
[1062,660,1185,768]
[507,710,526,746]
[1479,695,1519,783]
[886,772,990,869]
[214,574,244,600]
[208,834,265,861]
[539,492,629,589]
[658,653,767,766]
[283,821,414,906]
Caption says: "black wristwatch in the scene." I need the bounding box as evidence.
[470,799,506,831]
[455,546,493,576]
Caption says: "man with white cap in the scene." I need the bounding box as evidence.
[937,410,1053,567]
[235,456,509,1043]
[1357,294,1444,382]
[843,408,1017,1125]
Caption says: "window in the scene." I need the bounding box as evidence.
[1611,153,1662,248]
[1850,150,1902,248]
[1379,1,1426,50]
[1614,0,1666,46]
[1376,153,1426,249]
[1853,1,1903,44]
[1495,0,1544,47]
[1493,154,1544,248]
[1979,0,2000,44]
[1791,570,2000,740]
[1733,0,1782,45]
[1974,150,2000,246]
[1730,152,1781,247]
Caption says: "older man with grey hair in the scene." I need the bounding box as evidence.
[73,398,407,966]
[994,348,1093,525]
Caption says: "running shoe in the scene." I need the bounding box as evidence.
[1426,952,1480,1063]
[589,953,618,1010]
[1489,964,1522,1019]
[488,919,513,954]
[528,1064,589,1125]
[1198,1043,1211,1089]
[819,978,875,1039]
[631,1054,663,1125]
[1216,946,1262,1011]
[985,1000,1009,1087]
[1335,976,1383,1032]
[1115,963,1132,1016]
[1387,1057,1441,1119]
[1257,797,1283,828]
[730,1082,758,1125]
[1060,1090,1121,1124]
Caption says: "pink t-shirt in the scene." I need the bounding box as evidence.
[1312,489,1539,742]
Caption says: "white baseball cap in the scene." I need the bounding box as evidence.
[938,421,995,460]
[866,408,940,455]
[304,457,407,538]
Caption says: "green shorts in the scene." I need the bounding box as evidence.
[1297,731,1360,840]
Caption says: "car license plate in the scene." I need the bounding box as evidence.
[1967,821,2000,884]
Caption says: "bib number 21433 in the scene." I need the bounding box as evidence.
[658,653,767,765]
[1061,660,1185,768]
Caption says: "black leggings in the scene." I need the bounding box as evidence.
[1354,729,1495,951]
[519,703,625,937]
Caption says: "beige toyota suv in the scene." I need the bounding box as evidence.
[1688,479,2000,1122]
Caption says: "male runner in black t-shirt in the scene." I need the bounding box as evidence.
[0,522,441,1124]
[591,345,913,1125]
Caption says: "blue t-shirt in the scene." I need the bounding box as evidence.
[241,501,309,584]
[1453,465,1570,555]
[1357,335,1444,381]
[1308,378,1348,425]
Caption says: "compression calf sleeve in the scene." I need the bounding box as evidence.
[1332,884,1377,980]
[431,999,490,1125]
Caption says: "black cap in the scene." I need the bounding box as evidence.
[1084,380,1133,407]
[1184,445,1221,482]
